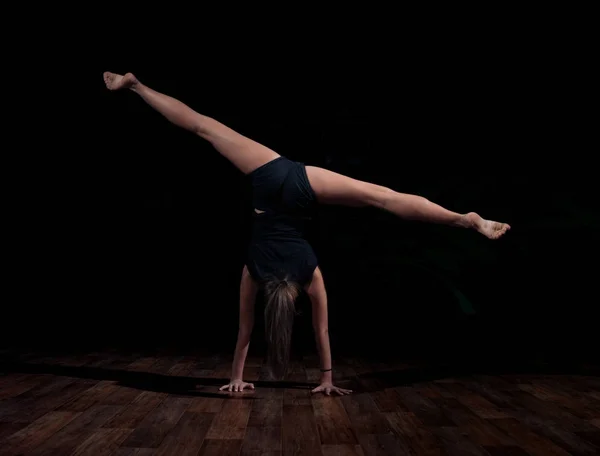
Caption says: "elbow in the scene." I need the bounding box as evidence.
[313,326,328,335]
[238,326,253,341]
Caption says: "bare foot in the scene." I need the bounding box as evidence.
[103,72,138,91]
[464,212,510,240]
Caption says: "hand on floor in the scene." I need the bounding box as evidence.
[311,382,352,396]
[220,379,255,392]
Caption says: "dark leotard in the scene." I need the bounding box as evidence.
[246,156,318,287]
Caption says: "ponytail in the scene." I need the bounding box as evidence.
[263,276,300,379]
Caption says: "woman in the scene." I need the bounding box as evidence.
[103,72,510,396]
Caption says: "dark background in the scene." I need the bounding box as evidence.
[5,21,597,365]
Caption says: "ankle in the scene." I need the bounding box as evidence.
[124,73,141,92]
[456,213,474,229]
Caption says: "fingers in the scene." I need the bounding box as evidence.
[331,387,352,395]
[236,383,254,392]
[312,385,353,395]
[220,382,256,393]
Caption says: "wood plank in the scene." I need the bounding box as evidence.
[0,411,80,456]
[241,426,281,456]
[430,426,492,456]
[491,418,572,456]
[371,388,410,413]
[433,397,515,446]
[101,385,144,406]
[306,367,321,384]
[415,384,447,399]
[207,363,231,381]
[114,449,156,456]
[312,394,357,444]
[103,391,167,428]
[384,412,447,456]
[341,393,392,435]
[71,427,132,456]
[539,378,600,418]
[519,382,595,419]
[90,353,140,369]
[147,356,182,374]
[576,430,600,449]
[394,387,454,427]
[29,405,121,456]
[0,422,28,442]
[509,408,599,456]
[282,405,322,456]
[57,380,121,412]
[127,357,158,372]
[283,362,312,407]
[356,433,412,456]
[2,351,597,456]
[57,354,95,367]
[470,380,600,435]
[0,377,96,423]
[198,439,244,456]
[205,397,253,439]
[154,411,214,456]
[244,367,262,382]
[0,376,72,416]
[0,374,47,400]
[167,359,197,376]
[0,373,26,388]
[247,387,283,427]
[440,382,509,419]
[121,396,192,448]
[482,447,531,456]
[321,444,365,456]
[187,390,225,414]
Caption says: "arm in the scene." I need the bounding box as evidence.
[306,267,352,395]
[220,266,258,392]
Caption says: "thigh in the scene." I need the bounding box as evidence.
[305,166,387,207]
[199,121,281,175]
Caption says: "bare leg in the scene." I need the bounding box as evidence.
[306,166,510,239]
[103,72,279,174]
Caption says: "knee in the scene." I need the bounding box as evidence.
[194,122,209,138]
[368,185,395,209]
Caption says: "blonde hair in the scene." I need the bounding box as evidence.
[263,276,300,379]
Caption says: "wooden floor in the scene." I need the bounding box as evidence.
[0,350,599,456]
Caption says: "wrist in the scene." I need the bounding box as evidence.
[320,371,333,383]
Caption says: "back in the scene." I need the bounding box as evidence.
[246,157,318,286]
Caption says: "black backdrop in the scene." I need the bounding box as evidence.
[5,25,597,365]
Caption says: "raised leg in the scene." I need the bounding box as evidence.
[103,72,279,174]
[305,166,510,239]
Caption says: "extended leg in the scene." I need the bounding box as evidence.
[305,166,510,239]
[103,72,279,174]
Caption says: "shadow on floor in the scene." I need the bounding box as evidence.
[0,359,315,398]
[1,357,598,397]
